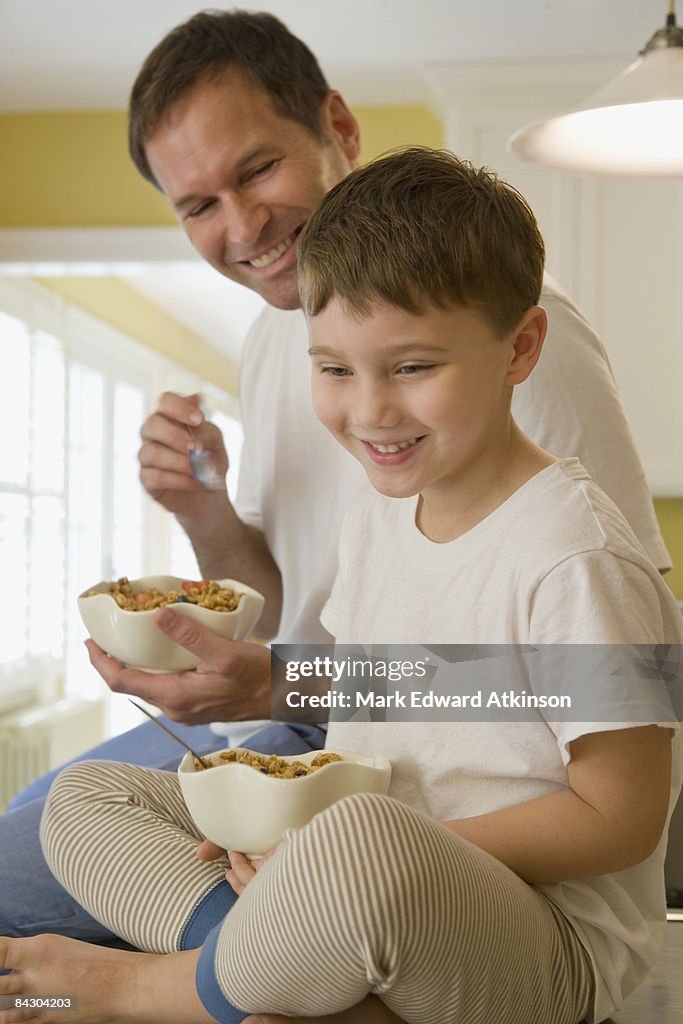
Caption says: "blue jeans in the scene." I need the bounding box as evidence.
[0,718,325,943]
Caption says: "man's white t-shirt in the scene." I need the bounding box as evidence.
[321,459,682,1024]
[235,273,670,647]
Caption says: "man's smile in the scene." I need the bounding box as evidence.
[239,226,304,270]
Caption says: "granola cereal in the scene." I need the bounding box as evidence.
[85,577,242,613]
[194,749,343,777]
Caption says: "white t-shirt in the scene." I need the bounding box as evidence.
[235,273,670,646]
[321,459,682,1023]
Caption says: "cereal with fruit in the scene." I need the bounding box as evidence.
[84,577,243,612]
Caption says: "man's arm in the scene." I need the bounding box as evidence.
[181,497,283,639]
[139,391,283,638]
[444,725,673,883]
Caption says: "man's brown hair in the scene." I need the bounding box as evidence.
[298,147,545,336]
[129,9,330,187]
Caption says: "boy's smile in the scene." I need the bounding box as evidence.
[308,298,548,540]
[362,435,427,465]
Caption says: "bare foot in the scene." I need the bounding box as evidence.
[0,935,215,1024]
[244,995,405,1023]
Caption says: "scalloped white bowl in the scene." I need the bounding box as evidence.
[178,747,392,856]
[78,575,265,672]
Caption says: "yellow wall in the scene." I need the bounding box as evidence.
[356,105,443,164]
[0,105,442,228]
[654,499,683,599]
[0,112,173,227]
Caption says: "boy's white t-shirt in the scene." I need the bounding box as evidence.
[321,459,682,1024]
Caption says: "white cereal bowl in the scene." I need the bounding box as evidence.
[177,747,392,857]
[78,575,265,672]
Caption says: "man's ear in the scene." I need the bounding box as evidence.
[320,91,361,167]
[505,306,547,385]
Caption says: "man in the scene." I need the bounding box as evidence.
[0,9,671,946]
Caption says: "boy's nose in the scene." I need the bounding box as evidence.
[354,384,401,430]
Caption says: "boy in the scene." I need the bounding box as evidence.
[4,149,680,1024]
[221,147,682,1023]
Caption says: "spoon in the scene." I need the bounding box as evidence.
[186,405,225,491]
[188,440,225,490]
[128,699,212,769]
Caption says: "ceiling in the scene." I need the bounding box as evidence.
[0,2,665,111]
[0,0,670,361]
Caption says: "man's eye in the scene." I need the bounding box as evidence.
[246,160,278,182]
[186,199,216,219]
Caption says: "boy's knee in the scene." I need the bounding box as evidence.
[298,791,477,886]
[298,791,424,872]
[306,791,406,843]
[329,790,404,826]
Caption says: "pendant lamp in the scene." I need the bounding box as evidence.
[508,2,683,177]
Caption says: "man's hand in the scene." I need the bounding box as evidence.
[85,606,271,724]
[139,392,229,524]
[137,391,284,636]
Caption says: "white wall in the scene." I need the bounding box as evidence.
[428,59,683,495]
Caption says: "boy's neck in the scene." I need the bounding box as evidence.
[416,424,556,544]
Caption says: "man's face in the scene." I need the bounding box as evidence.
[145,70,359,310]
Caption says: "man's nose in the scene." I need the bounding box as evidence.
[222,193,269,248]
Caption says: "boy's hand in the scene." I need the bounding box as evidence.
[225,848,277,894]
[196,838,226,861]
[197,840,277,895]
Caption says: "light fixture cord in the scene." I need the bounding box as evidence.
[668,0,677,26]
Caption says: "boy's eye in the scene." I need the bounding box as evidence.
[398,364,432,375]
[320,366,351,378]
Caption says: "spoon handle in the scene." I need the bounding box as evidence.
[127,699,212,769]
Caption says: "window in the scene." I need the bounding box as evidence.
[0,278,242,730]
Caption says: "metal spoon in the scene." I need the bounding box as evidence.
[128,699,212,769]
[186,406,225,491]
[188,443,225,491]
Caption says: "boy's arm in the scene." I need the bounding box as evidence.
[443,725,673,883]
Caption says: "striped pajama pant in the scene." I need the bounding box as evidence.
[40,761,593,1024]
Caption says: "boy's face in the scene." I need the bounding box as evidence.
[308,299,524,511]
[145,69,359,311]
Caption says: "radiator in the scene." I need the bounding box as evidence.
[0,698,104,810]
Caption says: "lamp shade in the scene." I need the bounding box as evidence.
[509,46,683,177]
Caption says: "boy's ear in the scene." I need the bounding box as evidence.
[320,91,361,168]
[505,306,547,385]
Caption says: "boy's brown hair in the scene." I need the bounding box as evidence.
[129,9,330,188]
[297,147,545,336]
